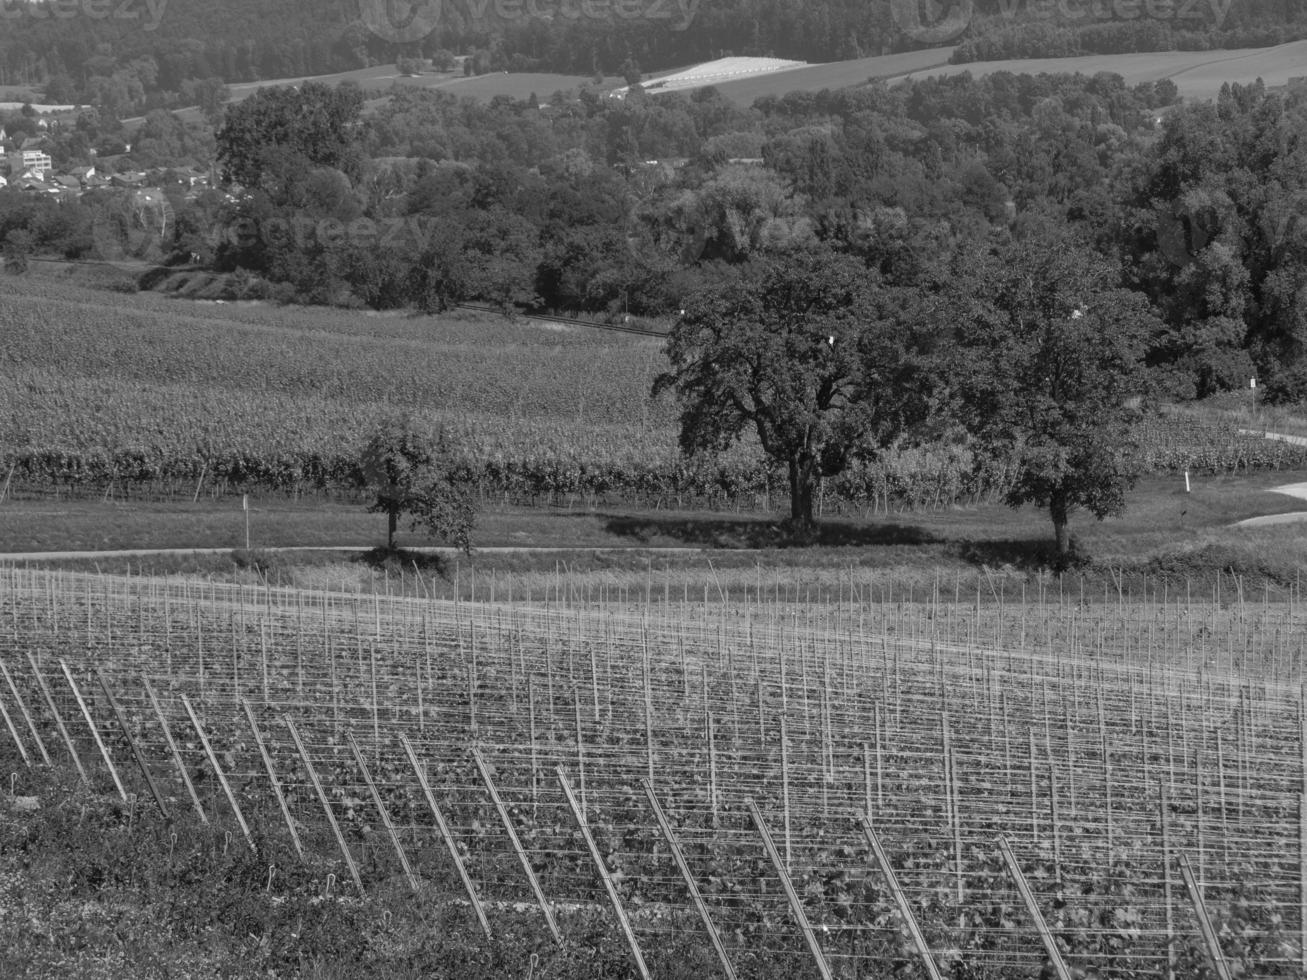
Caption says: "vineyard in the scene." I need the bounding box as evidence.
[7,274,1307,514]
[2,565,1306,977]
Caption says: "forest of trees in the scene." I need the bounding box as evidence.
[6,68,1307,409]
[0,0,1304,119]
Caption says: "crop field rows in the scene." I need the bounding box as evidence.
[1,567,1306,978]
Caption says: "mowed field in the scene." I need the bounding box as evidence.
[159,36,1307,121]
[896,38,1307,102]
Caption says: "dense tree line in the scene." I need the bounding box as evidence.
[10,69,1307,410]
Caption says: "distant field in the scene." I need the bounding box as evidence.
[898,38,1307,101]
[122,37,1304,129]
[224,65,633,102]
[0,270,691,497]
[706,48,958,103]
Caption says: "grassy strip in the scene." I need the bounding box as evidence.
[5,472,1306,599]
[0,764,739,980]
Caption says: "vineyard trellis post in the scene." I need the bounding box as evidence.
[857,813,944,980]
[1159,780,1175,980]
[241,699,303,860]
[182,693,255,852]
[1299,791,1306,975]
[348,732,419,892]
[94,667,169,817]
[470,746,560,944]
[0,684,30,766]
[747,799,835,980]
[996,835,1074,980]
[0,659,50,766]
[643,778,739,980]
[60,662,127,801]
[557,766,652,980]
[27,652,87,781]
[405,737,493,941]
[144,676,207,823]
[1178,852,1233,980]
[284,716,364,895]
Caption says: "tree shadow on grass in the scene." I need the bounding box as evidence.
[956,538,1086,572]
[601,514,939,549]
[355,546,453,577]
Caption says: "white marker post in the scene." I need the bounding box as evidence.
[243,494,250,550]
[1185,471,1191,493]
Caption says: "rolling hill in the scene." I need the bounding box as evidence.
[208,38,1305,114]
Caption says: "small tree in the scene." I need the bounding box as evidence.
[2,230,32,275]
[359,416,475,553]
[950,231,1160,564]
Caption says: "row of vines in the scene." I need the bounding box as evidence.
[1,567,1305,976]
[8,274,1307,512]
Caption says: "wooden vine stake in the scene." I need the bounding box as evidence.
[348,733,419,892]
[471,747,559,943]
[58,661,126,804]
[0,685,30,767]
[1160,780,1175,980]
[747,800,835,980]
[241,699,303,859]
[557,766,651,980]
[943,713,963,905]
[94,667,169,818]
[643,779,738,980]
[996,836,1074,980]
[1299,791,1306,976]
[408,739,494,942]
[1178,853,1234,980]
[143,677,207,824]
[857,814,944,980]
[26,652,86,781]
[780,715,792,869]
[284,716,363,895]
[0,661,50,766]
[181,694,255,852]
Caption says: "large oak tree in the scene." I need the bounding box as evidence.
[655,247,927,530]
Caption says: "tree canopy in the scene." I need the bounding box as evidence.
[656,246,929,529]
[216,83,365,192]
[947,231,1160,563]
[359,416,476,554]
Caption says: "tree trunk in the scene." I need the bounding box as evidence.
[788,453,820,528]
[1049,491,1071,564]
[387,507,398,551]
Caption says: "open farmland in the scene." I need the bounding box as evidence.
[1,565,1305,976]
[897,38,1307,103]
[153,38,1307,114]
